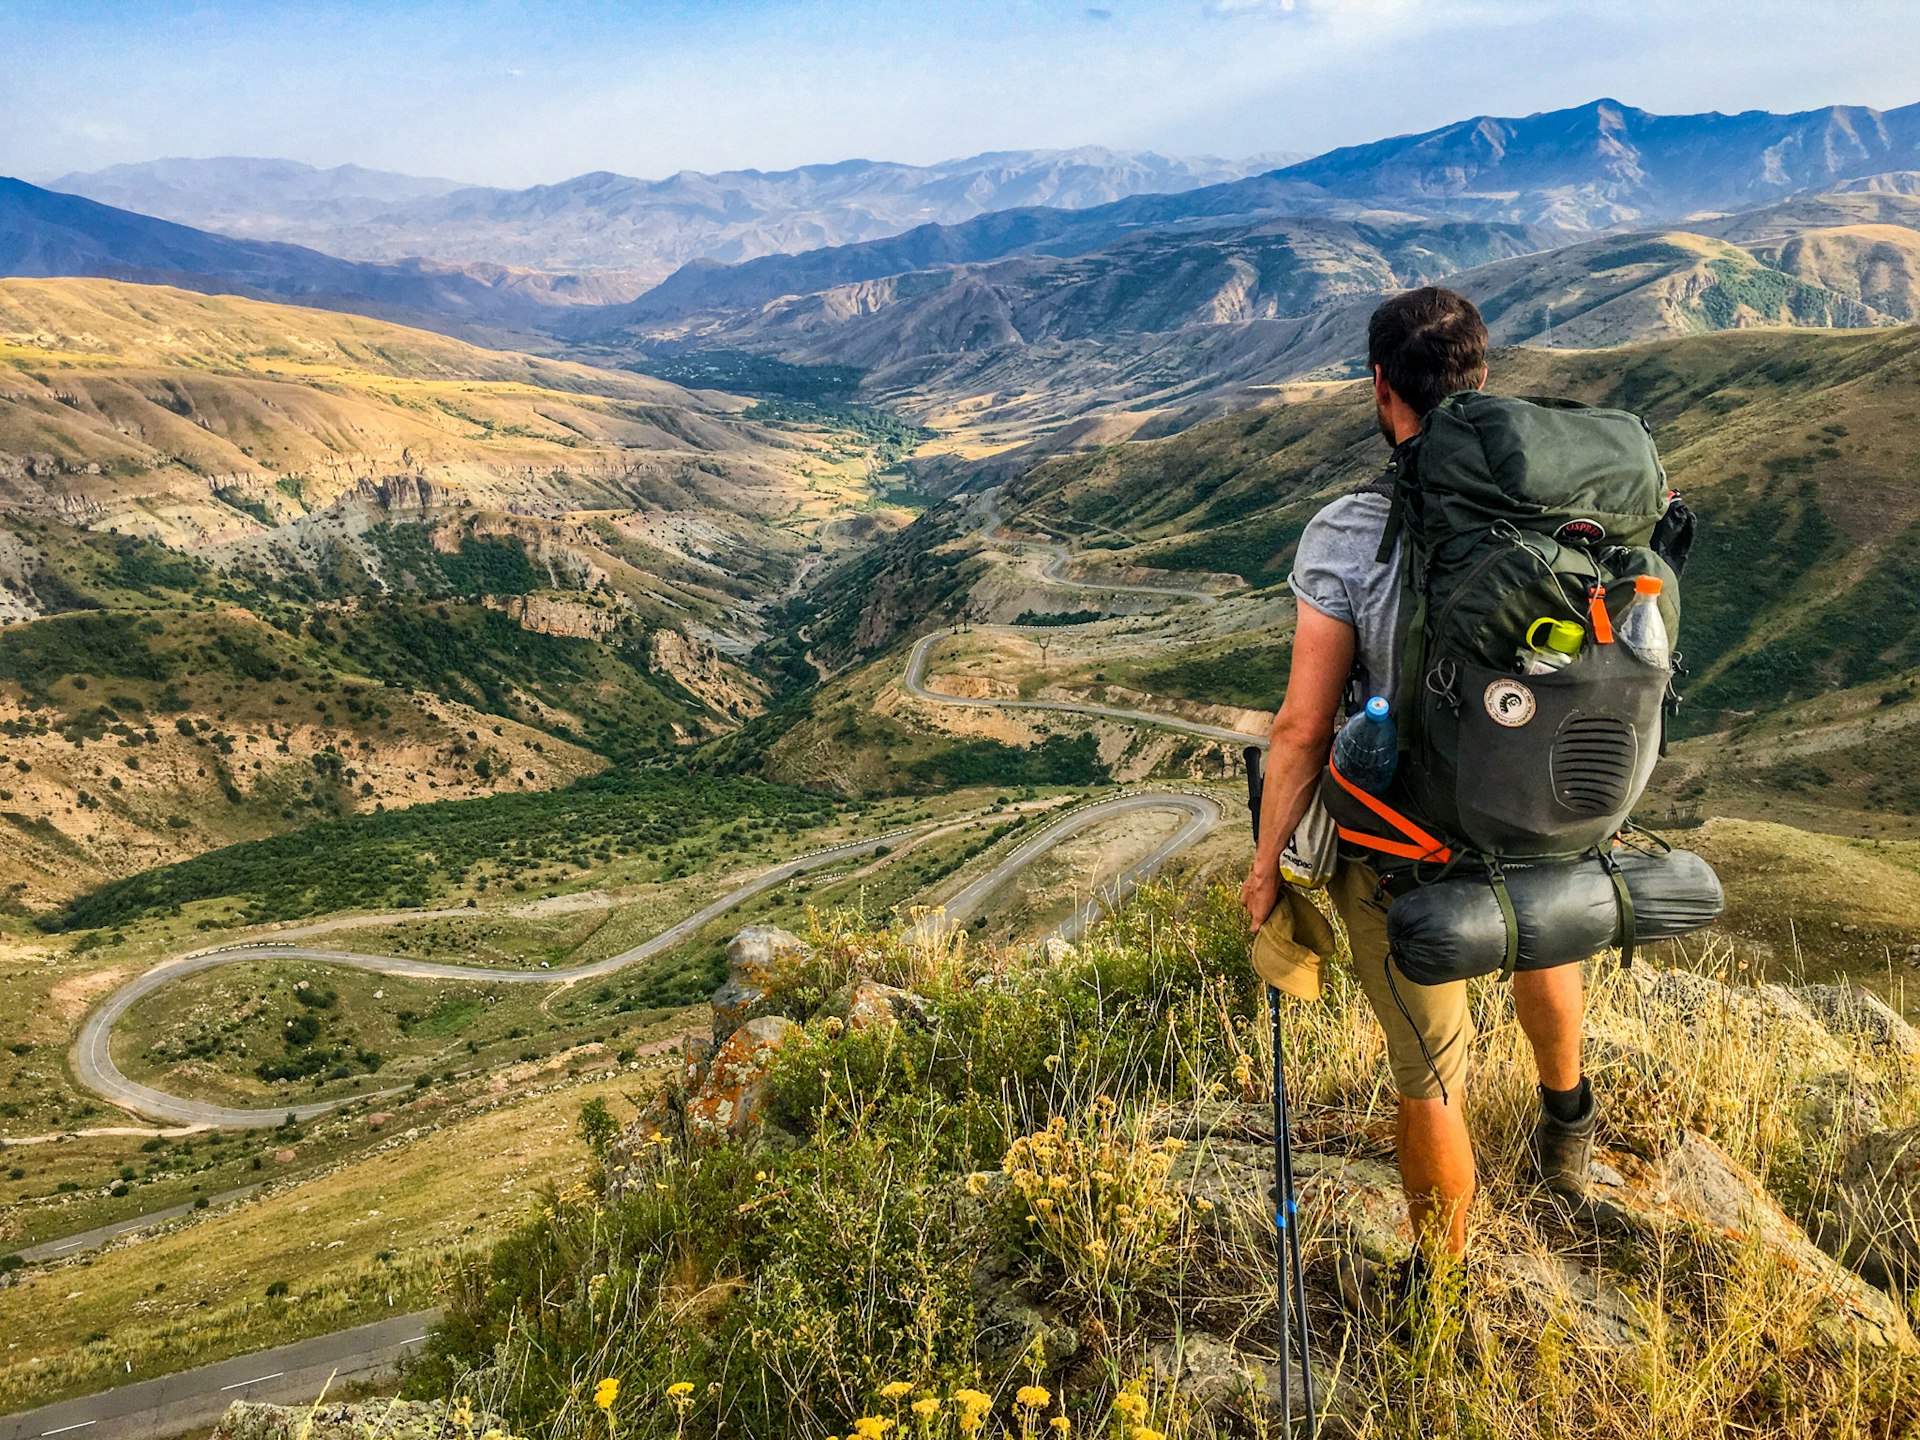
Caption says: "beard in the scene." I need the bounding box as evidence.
[1376,403,1397,443]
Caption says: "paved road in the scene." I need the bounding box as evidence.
[905,630,1266,746]
[981,491,1222,602]
[0,1310,439,1440]
[937,791,1224,939]
[71,823,938,1128]
[15,1184,261,1264]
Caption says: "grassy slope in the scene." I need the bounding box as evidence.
[0,1062,652,1412]
[406,888,1920,1439]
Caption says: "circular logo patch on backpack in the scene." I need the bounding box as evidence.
[1484,678,1537,727]
[1554,517,1608,545]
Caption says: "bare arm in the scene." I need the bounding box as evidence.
[1240,602,1355,929]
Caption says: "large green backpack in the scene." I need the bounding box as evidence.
[1331,392,1681,870]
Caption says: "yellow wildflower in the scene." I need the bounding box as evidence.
[1049,1420,1071,1435]
[1194,1197,1214,1213]
[853,1418,894,1439]
[880,1381,914,1400]
[1112,1393,1148,1423]
[952,1389,993,1415]
[594,1378,619,1411]
[665,1380,694,1403]
[1134,1430,1166,1440]
[911,1398,941,1418]
[1015,1385,1051,1409]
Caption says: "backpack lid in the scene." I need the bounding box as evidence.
[1412,392,1669,554]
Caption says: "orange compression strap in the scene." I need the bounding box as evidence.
[1327,761,1454,864]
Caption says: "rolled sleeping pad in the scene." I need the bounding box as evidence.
[1386,847,1723,986]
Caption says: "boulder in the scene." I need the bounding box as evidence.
[611,1015,802,1184]
[1797,984,1920,1066]
[213,1398,519,1440]
[825,979,931,1033]
[710,925,807,1045]
[1583,1131,1914,1352]
[1832,1124,1920,1293]
[683,1015,802,1146]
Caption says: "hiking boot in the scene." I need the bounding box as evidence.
[1336,1251,1483,1360]
[1532,1087,1599,1198]
[1335,1250,1430,1329]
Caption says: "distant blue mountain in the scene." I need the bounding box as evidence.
[1281,97,1920,226]
[0,177,639,331]
[616,97,1920,321]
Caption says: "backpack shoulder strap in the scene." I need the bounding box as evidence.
[1369,437,1419,564]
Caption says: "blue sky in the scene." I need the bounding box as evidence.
[6,0,1916,185]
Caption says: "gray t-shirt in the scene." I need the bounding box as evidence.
[1288,492,1404,708]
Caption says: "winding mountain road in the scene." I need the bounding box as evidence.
[982,491,1223,602]
[904,630,1265,746]
[65,492,1262,1132]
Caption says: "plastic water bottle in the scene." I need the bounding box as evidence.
[1521,617,1584,675]
[1333,696,1398,795]
[1617,576,1672,671]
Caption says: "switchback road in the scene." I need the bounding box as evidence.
[0,1310,439,1440]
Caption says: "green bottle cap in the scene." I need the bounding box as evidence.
[1527,618,1586,655]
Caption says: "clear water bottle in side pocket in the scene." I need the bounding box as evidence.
[1333,696,1397,795]
[1617,575,1672,671]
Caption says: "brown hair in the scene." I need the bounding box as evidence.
[1367,286,1488,416]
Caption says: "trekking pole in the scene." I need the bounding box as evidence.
[1245,746,1318,1438]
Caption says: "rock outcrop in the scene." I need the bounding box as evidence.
[213,1399,518,1440]
[1834,1124,1920,1294]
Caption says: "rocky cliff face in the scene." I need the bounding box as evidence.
[648,627,767,722]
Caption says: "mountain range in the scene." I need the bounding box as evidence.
[617,98,1920,320]
[0,177,637,334]
[45,149,1301,286]
[12,96,1920,460]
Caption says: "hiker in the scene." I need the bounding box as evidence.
[1238,287,1598,1261]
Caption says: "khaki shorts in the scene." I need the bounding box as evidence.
[1329,858,1472,1103]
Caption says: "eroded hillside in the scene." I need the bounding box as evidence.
[0,280,912,898]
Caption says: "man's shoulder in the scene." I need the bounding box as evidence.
[1300,490,1391,555]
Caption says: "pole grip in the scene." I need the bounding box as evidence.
[1243,746,1264,844]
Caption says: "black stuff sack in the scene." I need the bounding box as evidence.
[1386,846,1723,985]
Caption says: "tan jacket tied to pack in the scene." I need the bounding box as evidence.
[1251,885,1338,1002]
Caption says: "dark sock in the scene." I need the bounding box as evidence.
[1541,1077,1591,1126]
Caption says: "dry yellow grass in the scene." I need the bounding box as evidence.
[0,1067,648,1411]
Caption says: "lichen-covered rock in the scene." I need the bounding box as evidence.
[826,979,931,1033]
[1148,1331,1282,1411]
[973,1280,1082,1369]
[711,925,807,1045]
[1798,984,1920,1066]
[212,1398,519,1440]
[1584,1131,1914,1352]
[1833,1124,1920,1293]
[683,1014,801,1146]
